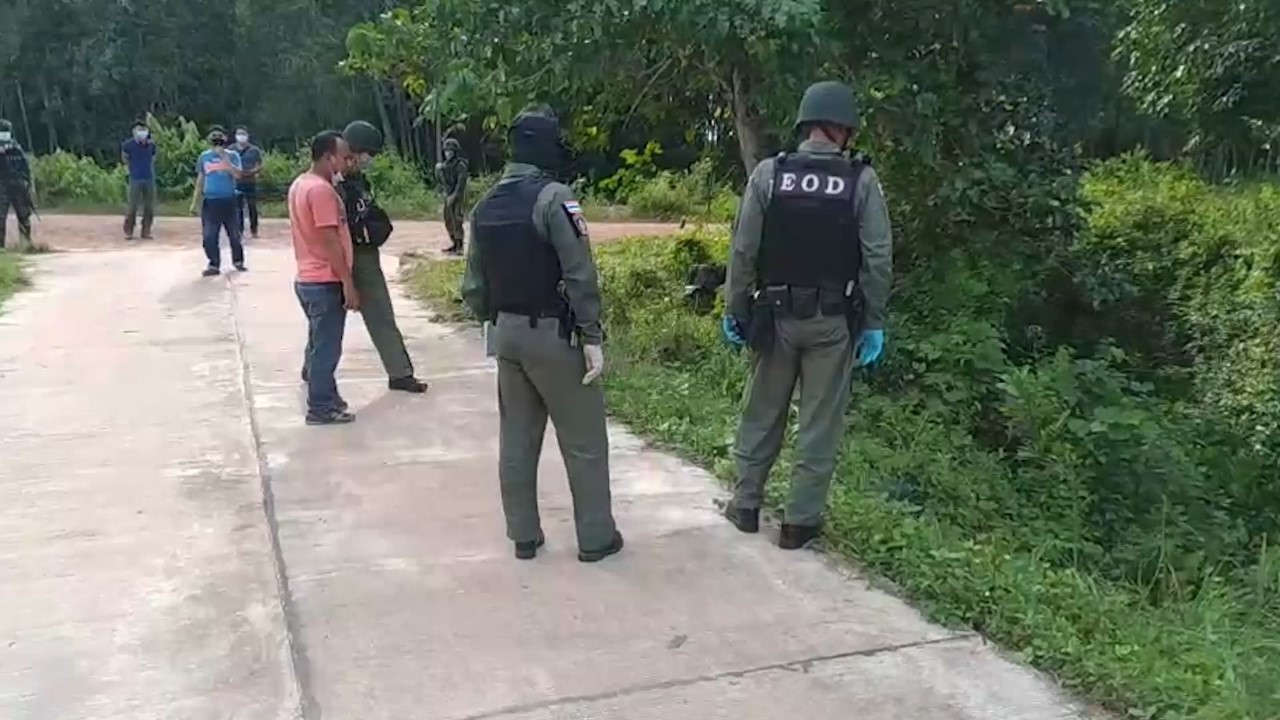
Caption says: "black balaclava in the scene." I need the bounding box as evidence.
[510,110,566,172]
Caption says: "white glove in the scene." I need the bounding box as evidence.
[582,344,605,385]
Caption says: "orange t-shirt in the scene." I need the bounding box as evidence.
[287,172,353,283]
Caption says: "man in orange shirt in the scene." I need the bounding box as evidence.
[288,130,360,425]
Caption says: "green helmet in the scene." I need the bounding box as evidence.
[343,120,384,154]
[443,137,461,152]
[794,81,860,131]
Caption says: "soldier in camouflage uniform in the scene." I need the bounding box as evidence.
[0,119,34,251]
[435,137,468,255]
[337,120,428,394]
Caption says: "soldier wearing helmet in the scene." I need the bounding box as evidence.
[435,137,468,254]
[334,120,428,394]
[0,118,35,251]
[721,81,894,550]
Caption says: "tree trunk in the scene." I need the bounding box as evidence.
[729,69,764,175]
[374,82,397,154]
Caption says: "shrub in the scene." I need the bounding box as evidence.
[32,151,126,205]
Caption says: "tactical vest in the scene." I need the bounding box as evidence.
[758,153,865,289]
[472,174,565,317]
[339,175,392,247]
[0,145,25,189]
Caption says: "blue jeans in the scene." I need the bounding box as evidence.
[295,282,348,415]
[202,197,244,269]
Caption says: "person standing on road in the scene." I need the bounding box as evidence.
[232,126,263,239]
[0,119,34,252]
[721,81,894,550]
[463,106,623,563]
[436,137,468,255]
[191,125,246,276]
[289,130,359,426]
[339,120,428,394]
[122,119,158,240]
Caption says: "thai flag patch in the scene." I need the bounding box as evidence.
[563,200,589,237]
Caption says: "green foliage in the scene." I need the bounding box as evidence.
[367,151,439,217]
[1119,0,1280,176]
[32,151,126,205]
[0,254,29,311]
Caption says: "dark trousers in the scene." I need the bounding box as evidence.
[1,190,33,249]
[201,197,244,269]
[236,184,259,235]
[295,281,348,416]
[124,180,156,237]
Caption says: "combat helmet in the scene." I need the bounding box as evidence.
[794,81,860,131]
[343,120,384,155]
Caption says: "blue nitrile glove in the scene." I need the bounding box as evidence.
[855,329,885,368]
[722,315,746,349]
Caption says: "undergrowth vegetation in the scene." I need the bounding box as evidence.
[408,155,1280,720]
[29,116,730,222]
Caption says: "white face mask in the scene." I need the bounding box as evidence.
[134,130,149,141]
[235,134,249,144]
[0,132,11,142]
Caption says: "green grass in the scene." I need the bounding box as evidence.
[0,253,30,310]
[403,234,1280,720]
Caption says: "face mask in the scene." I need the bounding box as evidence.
[134,130,149,141]
[236,134,249,144]
[358,154,374,171]
[211,137,226,147]
[0,132,11,143]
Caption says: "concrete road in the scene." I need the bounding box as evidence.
[0,248,1097,720]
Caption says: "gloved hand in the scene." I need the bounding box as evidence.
[854,329,885,368]
[721,315,745,349]
[582,344,605,385]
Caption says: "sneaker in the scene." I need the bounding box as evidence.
[778,524,822,551]
[388,376,428,394]
[233,262,247,272]
[578,531,625,563]
[514,535,546,561]
[305,409,356,426]
[201,267,220,277]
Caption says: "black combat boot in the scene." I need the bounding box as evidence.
[778,524,822,551]
[389,376,429,394]
[578,531,625,563]
[724,504,760,534]
[514,535,546,561]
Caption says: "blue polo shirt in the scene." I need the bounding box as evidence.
[197,149,242,200]
[122,138,157,182]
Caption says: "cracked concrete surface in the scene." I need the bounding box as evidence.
[0,248,1097,719]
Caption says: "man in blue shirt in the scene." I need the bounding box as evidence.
[121,119,158,240]
[191,125,245,276]
[232,126,264,239]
